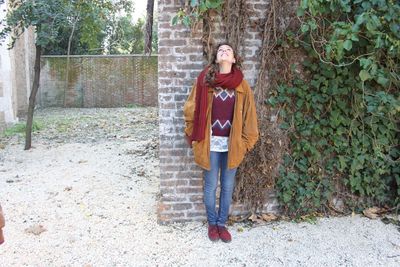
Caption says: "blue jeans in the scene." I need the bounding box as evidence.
[203,151,237,227]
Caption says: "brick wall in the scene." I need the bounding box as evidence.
[157,0,279,223]
[38,55,158,108]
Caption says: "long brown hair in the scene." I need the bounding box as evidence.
[205,42,242,85]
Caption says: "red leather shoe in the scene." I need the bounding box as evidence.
[218,226,232,243]
[208,225,219,242]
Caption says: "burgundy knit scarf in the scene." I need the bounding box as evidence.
[191,66,243,141]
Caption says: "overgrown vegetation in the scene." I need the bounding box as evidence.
[269,0,400,216]
[173,0,400,217]
[2,121,43,137]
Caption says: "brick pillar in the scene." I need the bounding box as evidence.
[157,0,278,223]
[157,0,205,223]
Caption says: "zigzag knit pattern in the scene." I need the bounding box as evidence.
[214,88,235,101]
[212,120,232,129]
[211,88,235,137]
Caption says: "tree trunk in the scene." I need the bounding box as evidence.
[64,13,79,107]
[144,0,154,55]
[24,45,42,150]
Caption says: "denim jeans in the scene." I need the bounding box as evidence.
[203,151,237,226]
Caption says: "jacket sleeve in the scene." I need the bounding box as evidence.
[242,80,259,152]
[183,83,197,137]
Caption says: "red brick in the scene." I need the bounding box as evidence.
[193,203,205,210]
[160,195,187,202]
[172,203,193,211]
[176,187,202,194]
[157,203,172,212]
[189,194,204,203]
[177,63,204,70]
[160,179,189,187]
[174,47,203,54]
[159,39,187,47]
[175,170,202,179]
[189,179,203,186]
[187,212,206,218]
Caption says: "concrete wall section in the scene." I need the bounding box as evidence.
[0,0,17,130]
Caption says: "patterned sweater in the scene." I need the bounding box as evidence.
[210,87,235,151]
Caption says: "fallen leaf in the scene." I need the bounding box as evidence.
[78,160,88,164]
[25,224,47,235]
[64,186,72,191]
[261,213,278,222]
[249,213,263,224]
[363,207,381,219]
[229,215,242,222]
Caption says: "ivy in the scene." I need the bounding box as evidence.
[270,0,400,216]
[171,0,224,27]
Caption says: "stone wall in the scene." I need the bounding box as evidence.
[0,34,15,131]
[157,0,278,223]
[38,55,158,108]
[0,0,14,131]
[11,27,35,118]
[0,0,32,129]
[0,0,35,129]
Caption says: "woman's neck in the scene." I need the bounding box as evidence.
[219,62,232,74]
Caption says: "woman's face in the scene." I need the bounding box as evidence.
[215,45,236,65]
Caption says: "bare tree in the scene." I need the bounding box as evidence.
[144,0,154,55]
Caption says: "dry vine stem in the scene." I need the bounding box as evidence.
[233,0,300,212]
[222,0,249,55]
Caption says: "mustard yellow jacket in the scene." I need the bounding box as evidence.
[183,79,259,170]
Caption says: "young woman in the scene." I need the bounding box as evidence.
[183,43,259,242]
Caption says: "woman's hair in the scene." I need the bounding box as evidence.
[205,42,242,85]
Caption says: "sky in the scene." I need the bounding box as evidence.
[132,1,157,22]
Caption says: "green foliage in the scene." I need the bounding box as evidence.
[43,0,135,55]
[2,121,43,137]
[107,15,158,55]
[0,0,72,49]
[269,0,400,216]
[0,0,136,54]
[171,0,224,27]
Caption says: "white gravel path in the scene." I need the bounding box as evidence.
[0,108,399,266]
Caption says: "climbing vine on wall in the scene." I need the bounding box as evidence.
[268,0,400,216]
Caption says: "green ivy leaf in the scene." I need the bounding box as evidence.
[190,0,198,7]
[377,75,389,87]
[359,70,371,81]
[343,39,352,51]
[182,16,191,27]
[297,7,305,17]
[171,16,179,26]
[301,24,309,33]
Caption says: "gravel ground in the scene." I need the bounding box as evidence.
[0,107,399,266]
